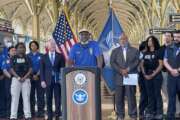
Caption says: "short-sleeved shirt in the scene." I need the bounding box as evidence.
[139,52,144,60]
[164,44,179,69]
[11,55,32,77]
[159,45,168,72]
[0,53,6,75]
[143,50,162,74]
[27,52,43,74]
[2,56,11,71]
[69,41,102,67]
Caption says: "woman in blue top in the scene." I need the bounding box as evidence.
[2,46,16,119]
[27,41,45,118]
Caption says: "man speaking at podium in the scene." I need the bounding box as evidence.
[68,29,103,67]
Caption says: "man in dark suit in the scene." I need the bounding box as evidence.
[110,33,139,120]
[40,39,65,120]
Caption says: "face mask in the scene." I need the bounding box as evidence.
[80,41,89,45]
[5,42,12,48]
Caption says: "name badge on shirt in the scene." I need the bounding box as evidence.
[176,49,180,56]
[76,51,81,55]
[38,56,41,60]
[16,58,25,63]
[89,48,93,55]
[6,60,10,64]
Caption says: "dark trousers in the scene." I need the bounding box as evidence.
[30,79,45,117]
[115,85,137,118]
[145,73,163,116]
[46,82,61,119]
[138,72,148,116]
[167,75,180,120]
[0,79,6,118]
[4,78,12,118]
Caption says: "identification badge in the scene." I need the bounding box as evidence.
[176,49,180,56]
[76,51,81,55]
[6,60,10,64]
[89,48,93,55]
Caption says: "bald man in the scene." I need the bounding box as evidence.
[110,33,139,120]
[40,39,65,120]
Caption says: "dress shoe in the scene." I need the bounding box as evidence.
[154,114,163,119]
[25,117,32,120]
[117,117,124,120]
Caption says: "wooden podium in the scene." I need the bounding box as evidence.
[62,67,101,120]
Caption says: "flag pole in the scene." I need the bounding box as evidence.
[62,0,78,43]
[107,0,117,119]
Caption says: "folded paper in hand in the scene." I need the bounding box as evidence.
[123,74,138,86]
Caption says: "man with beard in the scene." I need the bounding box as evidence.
[173,30,180,118]
[164,30,180,120]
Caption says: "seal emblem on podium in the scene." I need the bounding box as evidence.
[74,73,87,85]
[72,89,88,105]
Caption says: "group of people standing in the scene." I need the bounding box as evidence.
[0,29,101,120]
[0,28,179,120]
[110,30,180,120]
[0,39,65,120]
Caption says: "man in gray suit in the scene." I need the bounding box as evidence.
[110,33,139,120]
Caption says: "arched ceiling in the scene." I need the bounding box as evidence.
[0,0,179,44]
[63,0,179,44]
[0,0,52,37]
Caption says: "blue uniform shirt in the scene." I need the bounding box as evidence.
[69,41,102,67]
[3,47,8,57]
[2,56,11,71]
[0,53,6,75]
[27,52,43,74]
[164,44,179,59]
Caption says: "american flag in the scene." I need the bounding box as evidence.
[53,10,77,60]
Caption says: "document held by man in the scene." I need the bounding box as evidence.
[123,74,138,86]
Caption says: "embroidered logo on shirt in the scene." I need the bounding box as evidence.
[144,55,151,59]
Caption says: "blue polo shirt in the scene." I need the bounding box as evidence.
[69,41,102,67]
[27,52,43,74]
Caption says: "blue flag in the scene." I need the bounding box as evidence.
[98,8,123,51]
[98,8,123,94]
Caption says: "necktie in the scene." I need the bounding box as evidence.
[123,47,126,61]
[50,53,54,65]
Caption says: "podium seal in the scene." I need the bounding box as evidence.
[74,73,86,85]
[72,89,88,105]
